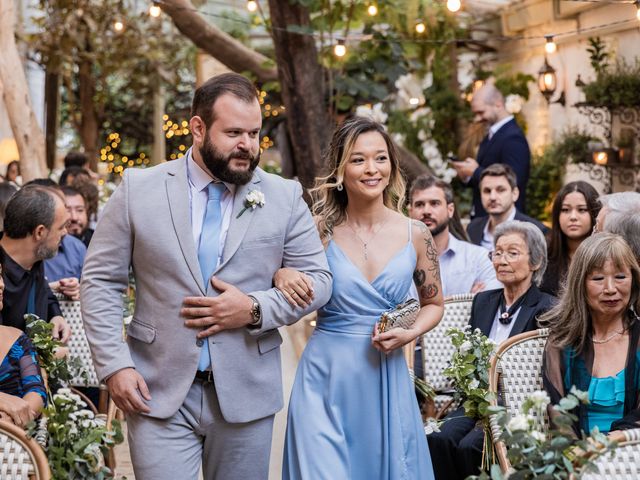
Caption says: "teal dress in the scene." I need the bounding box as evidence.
[283,226,435,480]
[587,369,626,434]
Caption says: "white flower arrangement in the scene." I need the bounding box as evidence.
[395,73,433,110]
[237,189,266,218]
[355,102,388,124]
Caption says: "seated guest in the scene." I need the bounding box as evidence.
[467,164,548,250]
[409,174,502,296]
[62,186,94,247]
[59,166,91,187]
[541,181,600,296]
[595,191,640,233]
[428,220,555,480]
[0,182,18,231]
[0,265,47,428]
[542,233,640,435]
[0,186,71,341]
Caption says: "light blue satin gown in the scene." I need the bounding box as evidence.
[283,223,435,479]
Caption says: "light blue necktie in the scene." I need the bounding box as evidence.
[197,182,226,371]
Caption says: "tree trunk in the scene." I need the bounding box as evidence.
[44,70,60,170]
[0,0,47,181]
[161,0,278,83]
[78,58,99,171]
[267,0,331,189]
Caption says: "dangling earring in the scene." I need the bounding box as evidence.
[336,183,343,191]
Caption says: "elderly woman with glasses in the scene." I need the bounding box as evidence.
[542,233,640,436]
[428,220,555,480]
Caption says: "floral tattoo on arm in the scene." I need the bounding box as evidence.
[412,221,441,301]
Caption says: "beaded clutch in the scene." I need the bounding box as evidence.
[377,298,420,334]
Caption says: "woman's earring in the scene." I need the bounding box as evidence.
[336,183,343,191]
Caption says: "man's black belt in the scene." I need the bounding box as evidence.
[195,370,213,382]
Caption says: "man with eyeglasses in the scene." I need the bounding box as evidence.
[467,163,548,250]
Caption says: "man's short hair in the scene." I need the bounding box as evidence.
[409,174,454,205]
[64,151,88,168]
[3,186,58,238]
[191,73,259,130]
[605,211,640,260]
[480,163,517,189]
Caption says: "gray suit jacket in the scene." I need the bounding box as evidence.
[80,159,332,422]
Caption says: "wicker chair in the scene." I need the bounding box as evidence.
[581,428,640,479]
[488,328,550,474]
[421,293,475,419]
[54,295,108,412]
[0,420,50,480]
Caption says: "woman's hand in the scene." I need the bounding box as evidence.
[371,324,418,354]
[274,268,314,308]
[0,392,36,428]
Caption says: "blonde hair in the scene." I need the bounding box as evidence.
[311,117,406,241]
[541,233,640,353]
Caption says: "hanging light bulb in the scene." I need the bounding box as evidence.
[636,0,640,21]
[447,0,461,13]
[149,4,161,17]
[334,40,347,57]
[247,1,258,12]
[415,20,426,34]
[545,35,557,54]
[113,19,124,32]
[367,4,378,16]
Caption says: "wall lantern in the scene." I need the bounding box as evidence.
[538,57,565,106]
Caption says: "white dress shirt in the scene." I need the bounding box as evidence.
[186,149,237,269]
[488,115,514,140]
[488,305,521,345]
[481,206,516,251]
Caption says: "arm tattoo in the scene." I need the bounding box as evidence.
[424,235,441,282]
[413,268,439,300]
[412,221,441,299]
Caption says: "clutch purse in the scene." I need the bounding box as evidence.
[378,298,420,334]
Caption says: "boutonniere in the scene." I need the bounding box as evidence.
[237,190,265,218]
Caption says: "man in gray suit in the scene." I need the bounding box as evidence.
[81,73,332,479]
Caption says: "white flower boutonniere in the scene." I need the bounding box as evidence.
[237,190,265,218]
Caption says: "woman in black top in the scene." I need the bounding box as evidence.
[541,181,600,296]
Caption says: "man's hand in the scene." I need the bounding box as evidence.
[50,316,72,343]
[0,392,34,428]
[58,277,80,300]
[470,281,486,294]
[105,368,151,416]
[182,277,254,338]
[451,157,479,181]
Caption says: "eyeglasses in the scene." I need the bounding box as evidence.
[489,250,528,262]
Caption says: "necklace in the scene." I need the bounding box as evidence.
[345,213,390,261]
[592,329,625,344]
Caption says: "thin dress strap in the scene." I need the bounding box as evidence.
[408,218,413,243]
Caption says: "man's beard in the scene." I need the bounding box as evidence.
[425,217,448,237]
[200,136,260,185]
[36,240,58,261]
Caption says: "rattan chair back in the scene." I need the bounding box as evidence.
[0,420,50,480]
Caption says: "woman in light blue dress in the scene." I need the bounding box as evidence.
[277,117,444,479]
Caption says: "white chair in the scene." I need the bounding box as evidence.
[581,428,640,480]
[421,293,474,418]
[488,328,550,473]
[0,420,50,480]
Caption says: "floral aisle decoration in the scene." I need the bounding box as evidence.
[25,315,124,479]
[443,326,496,469]
[472,388,617,480]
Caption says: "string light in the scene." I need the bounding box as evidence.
[113,19,124,32]
[636,0,640,21]
[367,4,378,16]
[149,3,161,17]
[446,0,461,13]
[415,20,426,34]
[544,35,557,54]
[334,40,346,57]
[247,1,258,12]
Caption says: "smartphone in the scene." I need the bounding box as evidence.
[447,154,463,163]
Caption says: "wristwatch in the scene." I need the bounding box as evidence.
[248,295,262,326]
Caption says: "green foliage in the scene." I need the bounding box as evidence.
[526,128,598,223]
[470,388,617,480]
[25,315,86,390]
[494,72,535,101]
[29,389,123,479]
[582,59,640,108]
[587,37,609,76]
[443,326,495,420]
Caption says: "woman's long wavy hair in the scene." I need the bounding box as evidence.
[540,233,640,354]
[311,117,406,242]
[547,181,601,275]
